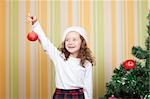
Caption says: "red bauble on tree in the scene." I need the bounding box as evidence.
[27,31,38,41]
[123,59,136,70]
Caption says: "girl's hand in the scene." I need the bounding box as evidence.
[26,13,37,25]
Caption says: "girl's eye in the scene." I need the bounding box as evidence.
[73,38,77,41]
[65,39,69,41]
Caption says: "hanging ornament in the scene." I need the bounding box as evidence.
[27,31,38,41]
[108,95,116,99]
[123,59,136,70]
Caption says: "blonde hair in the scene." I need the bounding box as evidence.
[58,35,95,67]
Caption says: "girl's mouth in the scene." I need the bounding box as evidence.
[68,46,75,48]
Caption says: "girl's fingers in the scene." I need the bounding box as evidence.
[26,17,32,23]
[27,13,30,17]
[26,12,37,24]
[26,13,32,23]
[33,16,37,21]
[26,13,34,21]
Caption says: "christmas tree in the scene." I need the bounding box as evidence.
[104,12,150,99]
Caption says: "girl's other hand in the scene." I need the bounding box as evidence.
[26,13,37,25]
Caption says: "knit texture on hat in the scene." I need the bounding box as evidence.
[62,26,88,43]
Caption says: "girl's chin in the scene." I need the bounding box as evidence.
[68,50,75,53]
[67,48,79,54]
[67,50,75,53]
[67,49,75,52]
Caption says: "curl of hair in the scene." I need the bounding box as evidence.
[58,36,95,67]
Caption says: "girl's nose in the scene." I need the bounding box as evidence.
[68,40,73,44]
[68,41,72,44]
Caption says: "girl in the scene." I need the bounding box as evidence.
[27,14,95,99]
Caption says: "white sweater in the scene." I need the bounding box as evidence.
[33,21,93,99]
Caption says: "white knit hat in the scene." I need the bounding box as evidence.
[62,26,88,43]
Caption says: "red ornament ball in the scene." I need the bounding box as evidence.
[27,31,38,41]
[123,59,136,70]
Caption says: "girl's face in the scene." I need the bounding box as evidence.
[65,31,82,58]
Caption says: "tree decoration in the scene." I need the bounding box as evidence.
[104,11,150,99]
[123,59,136,70]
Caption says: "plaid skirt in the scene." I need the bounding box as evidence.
[52,88,85,99]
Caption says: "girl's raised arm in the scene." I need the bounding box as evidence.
[26,13,61,65]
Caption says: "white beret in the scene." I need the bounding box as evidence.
[62,26,88,43]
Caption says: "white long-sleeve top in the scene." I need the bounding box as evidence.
[33,21,93,99]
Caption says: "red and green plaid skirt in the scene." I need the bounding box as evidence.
[52,88,85,99]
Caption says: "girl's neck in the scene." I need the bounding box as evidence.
[69,54,78,58]
[69,55,80,61]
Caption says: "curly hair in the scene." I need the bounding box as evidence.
[58,35,95,67]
